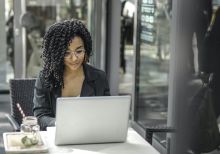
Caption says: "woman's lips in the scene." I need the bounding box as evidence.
[70,62,79,65]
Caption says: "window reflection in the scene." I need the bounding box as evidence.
[5,0,14,82]
[25,1,89,77]
[135,0,171,122]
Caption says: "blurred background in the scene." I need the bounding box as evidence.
[0,0,220,154]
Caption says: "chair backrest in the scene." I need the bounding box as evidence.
[9,78,36,126]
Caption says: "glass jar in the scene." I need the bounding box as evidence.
[20,116,40,146]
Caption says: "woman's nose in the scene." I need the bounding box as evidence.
[71,53,78,61]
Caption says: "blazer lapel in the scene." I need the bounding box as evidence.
[80,80,95,96]
[80,64,98,96]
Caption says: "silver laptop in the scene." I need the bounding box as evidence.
[55,95,131,145]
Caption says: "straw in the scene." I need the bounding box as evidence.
[16,103,26,118]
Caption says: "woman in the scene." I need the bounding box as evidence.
[33,20,110,130]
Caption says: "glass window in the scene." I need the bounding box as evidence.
[0,0,14,89]
[23,0,92,77]
[10,0,97,78]
[119,0,135,95]
[134,0,171,124]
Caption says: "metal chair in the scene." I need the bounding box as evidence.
[6,78,36,131]
[132,119,175,154]
[137,120,175,145]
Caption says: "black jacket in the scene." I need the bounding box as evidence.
[33,64,110,130]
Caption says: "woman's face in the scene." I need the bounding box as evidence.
[64,36,85,72]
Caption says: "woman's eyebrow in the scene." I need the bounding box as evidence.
[75,46,84,50]
[67,45,84,52]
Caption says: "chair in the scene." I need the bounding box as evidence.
[132,120,175,154]
[137,120,175,145]
[6,78,36,131]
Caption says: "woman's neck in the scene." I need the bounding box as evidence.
[64,65,84,79]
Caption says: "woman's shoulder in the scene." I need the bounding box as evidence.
[85,64,105,73]
[84,64,107,80]
[35,71,51,90]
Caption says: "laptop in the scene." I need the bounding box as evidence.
[55,95,131,145]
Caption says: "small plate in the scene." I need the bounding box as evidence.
[3,132,48,153]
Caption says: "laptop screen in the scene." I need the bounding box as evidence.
[55,95,131,145]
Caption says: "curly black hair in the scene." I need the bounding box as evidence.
[40,19,92,89]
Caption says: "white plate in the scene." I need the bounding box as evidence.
[3,132,48,153]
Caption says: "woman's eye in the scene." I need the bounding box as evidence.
[65,52,71,56]
[76,50,83,54]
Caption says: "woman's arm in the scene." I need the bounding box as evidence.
[33,76,55,130]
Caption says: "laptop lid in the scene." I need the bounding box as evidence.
[55,95,131,145]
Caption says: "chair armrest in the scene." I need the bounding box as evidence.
[5,114,20,131]
[138,120,175,144]
[144,125,175,133]
[0,89,9,94]
[144,125,175,144]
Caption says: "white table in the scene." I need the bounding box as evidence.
[41,127,160,154]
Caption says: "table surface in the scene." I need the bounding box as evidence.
[42,127,160,154]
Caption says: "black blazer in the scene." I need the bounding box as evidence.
[33,64,110,130]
